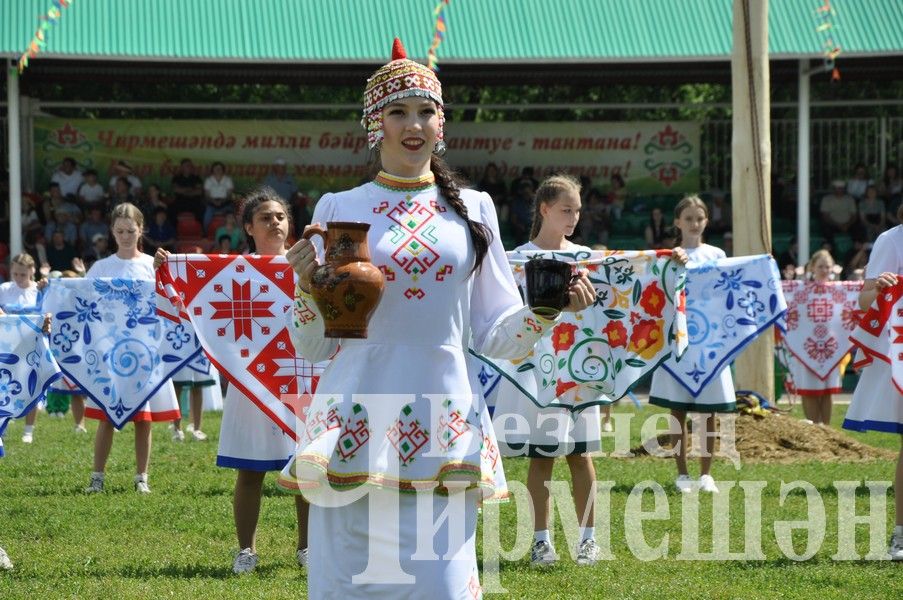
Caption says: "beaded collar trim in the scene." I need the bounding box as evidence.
[374,171,436,192]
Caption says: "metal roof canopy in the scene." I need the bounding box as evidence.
[3,0,902,64]
[3,0,903,89]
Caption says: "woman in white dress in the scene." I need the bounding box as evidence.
[786,250,843,424]
[83,203,180,494]
[155,190,309,574]
[842,219,903,560]
[492,175,603,567]
[0,253,42,443]
[649,195,734,494]
[280,39,595,598]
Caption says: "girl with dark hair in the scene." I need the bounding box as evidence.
[154,188,309,574]
[281,39,594,597]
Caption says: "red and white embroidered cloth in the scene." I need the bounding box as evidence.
[156,254,324,439]
[850,281,903,393]
[780,280,863,381]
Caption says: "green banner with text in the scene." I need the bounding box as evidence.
[34,119,699,194]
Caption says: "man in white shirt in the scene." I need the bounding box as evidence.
[820,179,859,239]
[50,157,84,198]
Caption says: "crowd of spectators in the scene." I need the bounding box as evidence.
[4,156,316,280]
[2,157,901,286]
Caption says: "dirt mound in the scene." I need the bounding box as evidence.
[629,413,895,463]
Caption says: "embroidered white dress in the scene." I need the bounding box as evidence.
[278,174,557,599]
[649,244,736,412]
[491,241,603,457]
[83,254,180,422]
[216,383,295,471]
[844,225,903,433]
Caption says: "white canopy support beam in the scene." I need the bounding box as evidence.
[798,59,811,266]
[7,61,22,257]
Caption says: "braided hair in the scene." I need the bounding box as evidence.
[430,155,492,274]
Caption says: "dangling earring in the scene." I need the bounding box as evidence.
[433,140,447,156]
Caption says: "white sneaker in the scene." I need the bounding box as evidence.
[800,419,814,425]
[233,548,258,574]
[530,540,558,567]
[134,474,151,494]
[191,429,208,441]
[21,432,33,444]
[172,429,185,442]
[296,547,308,568]
[602,421,613,433]
[576,539,600,566]
[699,474,720,493]
[0,547,12,570]
[84,473,104,493]
[889,530,903,561]
[675,474,694,493]
[74,425,87,434]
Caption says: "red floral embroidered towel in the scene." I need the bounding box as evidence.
[156,254,324,439]
[780,280,863,380]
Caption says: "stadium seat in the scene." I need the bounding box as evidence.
[177,218,202,238]
[206,215,227,239]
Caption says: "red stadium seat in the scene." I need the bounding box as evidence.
[206,215,227,239]
[177,218,202,238]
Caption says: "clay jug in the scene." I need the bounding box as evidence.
[302,221,384,338]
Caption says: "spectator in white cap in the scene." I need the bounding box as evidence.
[262,157,299,203]
[820,179,858,240]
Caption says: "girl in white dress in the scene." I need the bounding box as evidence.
[83,203,180,494]
[154,190,309,574]
[842,221,903,560]
[788,250,843,424]
[282,39,596,598]
[649,195,734,494]
[493,175,603,567]
[0,254,42,443]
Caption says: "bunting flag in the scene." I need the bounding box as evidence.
[42,278,199,429]
[0,314,61,420]
[849,281,903,393]
[17,1,74,73]
[814,0,842,80]
[426,0,450,71]
[156,254,325,441]
[778,280,863,381]
[472,249,687,410]
[662,254,787,397]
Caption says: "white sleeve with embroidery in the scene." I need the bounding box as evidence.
[287,193,341,362]
[469,193,556,360]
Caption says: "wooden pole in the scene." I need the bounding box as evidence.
[731,0,774,399]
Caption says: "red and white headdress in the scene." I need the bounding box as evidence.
[362,38,445,149]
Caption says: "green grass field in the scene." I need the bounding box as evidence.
[1,403,900,599]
